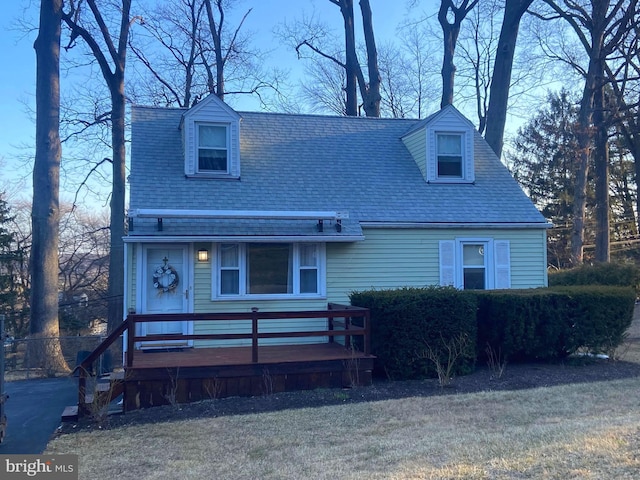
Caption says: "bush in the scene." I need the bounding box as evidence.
[549,263,640,294]
[475,289,567,361]
[475,286,635,361]
[350,287,477,380]
[555,286,636,356]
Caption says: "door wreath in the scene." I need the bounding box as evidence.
[153,257,179,293]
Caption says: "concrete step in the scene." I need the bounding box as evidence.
[61,405,78,422]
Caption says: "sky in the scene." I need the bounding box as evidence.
[0,0,417,205]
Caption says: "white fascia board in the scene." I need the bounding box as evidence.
[359,222,553,229]
[128,209,349,220]
[123,234,364,243]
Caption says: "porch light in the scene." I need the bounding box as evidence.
[197,248,209,262]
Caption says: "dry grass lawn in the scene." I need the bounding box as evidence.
[47,377,640,479]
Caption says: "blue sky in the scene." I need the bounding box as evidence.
[0,0,410,203]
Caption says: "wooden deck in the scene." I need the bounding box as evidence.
[124,343,374,411]
[73,304,374,415]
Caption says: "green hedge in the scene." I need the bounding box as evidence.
[351,285,635,377]
[549,263,640,294]
[475,286,635,361]
[350,287,477,380]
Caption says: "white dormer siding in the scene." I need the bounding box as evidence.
[401,105,476,184]
[182,94,241,178]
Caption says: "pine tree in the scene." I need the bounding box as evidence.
[0,195,26,337]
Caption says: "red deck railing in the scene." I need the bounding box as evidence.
[75,303,370,411]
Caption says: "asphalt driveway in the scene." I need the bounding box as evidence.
[0,377,77,454]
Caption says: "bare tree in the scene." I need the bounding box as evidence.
[538,0,638,264]
[62,0,133,333]
[288,0,381,116]
[58,206,110,333]
[31,0,69,371]
[129,0,276,108]
[129,0,207,108]
[604,20,640,234]
[438,0,479,108]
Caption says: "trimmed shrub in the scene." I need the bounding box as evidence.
[475,289,567,361]
[350,287,477,380]
[475,286,635,361]
[549,263,640,294]
[555,286,636,356]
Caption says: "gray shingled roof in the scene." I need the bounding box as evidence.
[129,106,547,237]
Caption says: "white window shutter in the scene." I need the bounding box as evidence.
[439,240,456,287]
[494,240,511,289]
[426,129,436,181]
[185,122,196,175]
[465,136,475,182]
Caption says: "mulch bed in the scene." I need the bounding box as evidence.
[58,356,640,434]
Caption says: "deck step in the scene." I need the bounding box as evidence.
[61,405,78,422]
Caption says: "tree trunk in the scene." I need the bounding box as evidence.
[440,20,456,108]
[484,0,533,158]
[358,0,381,117]
[106,75,126,334]
[593,82,610,262]
[339,0,358,116]
[438,0,478,108]
[204,0,226,100]
[31,0,69,373]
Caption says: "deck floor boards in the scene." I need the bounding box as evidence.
[131,343,370,369]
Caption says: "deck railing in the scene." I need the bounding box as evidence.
[126,303,370,366]
[76,303,370,410]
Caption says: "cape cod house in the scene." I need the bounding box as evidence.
[67,95,550,417]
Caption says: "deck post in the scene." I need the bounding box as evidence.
[126,316,135,368]
[345,312,351,350]
[78,369,86,414]
[251,307,259,363]
[363,310,371,356]
[327,304,334,344]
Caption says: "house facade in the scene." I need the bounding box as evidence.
[125,95,549,349]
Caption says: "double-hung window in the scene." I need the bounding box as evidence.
[436,133,463,178]
[439,239,511,290]
[461,243,487,290]
[197,123,228,173]
[215,243,323,298]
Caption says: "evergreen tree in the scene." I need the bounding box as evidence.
[509,90,595,269]
[0,195,26,337]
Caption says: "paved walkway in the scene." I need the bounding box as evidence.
[0,377,77,454]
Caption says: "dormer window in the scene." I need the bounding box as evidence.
[182,94,241,179]
[436,133,464,178]
[401,105,476,184]
[197,123,228,173]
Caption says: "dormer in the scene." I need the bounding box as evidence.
[401,105,475,184]
[181,94,242,179]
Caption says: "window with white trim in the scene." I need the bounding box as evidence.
[197,123,228,173]
[214,242,323,298]
[436,133,463,178]
[439,239,511,290]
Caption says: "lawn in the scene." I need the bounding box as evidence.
[46,375,640,479]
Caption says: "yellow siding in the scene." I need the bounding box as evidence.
[401,129,426,178]
[326,227,547,304]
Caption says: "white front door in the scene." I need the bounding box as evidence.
[140,245,192,348]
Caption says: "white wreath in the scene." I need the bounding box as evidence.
[153,263,179,293]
